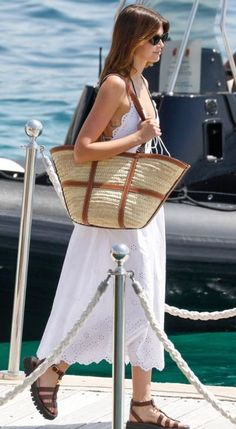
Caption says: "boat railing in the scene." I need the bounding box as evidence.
[220,0,236,85]
[139,0,235,95]
[166,0,200,94]
[169,0,236,94]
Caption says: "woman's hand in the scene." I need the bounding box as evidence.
[137,118,162,142]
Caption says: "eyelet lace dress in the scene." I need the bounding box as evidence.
[37,100,166,371]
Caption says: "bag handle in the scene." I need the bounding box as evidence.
[126,79,147,151]
[101,74,147,151]
[126,80,147,122]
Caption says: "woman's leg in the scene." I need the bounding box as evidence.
[132,366,152,401]
[130,366,189,428]
[131,366,156,423]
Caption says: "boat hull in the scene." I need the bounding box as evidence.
[1,178,235,341]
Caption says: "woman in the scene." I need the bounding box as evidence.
[24,5,189,429]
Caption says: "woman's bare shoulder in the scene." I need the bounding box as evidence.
[100,74,127,96]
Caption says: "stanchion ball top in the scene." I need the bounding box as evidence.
[25,119,43,139]
[111,244,130,262]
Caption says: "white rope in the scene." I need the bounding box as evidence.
[151,137,171,156]
[158,137,171,157]
[39,147,66,210]
[1,257,235,425]
[0,276,110,407]
[131,277,236,426]
[165,304,236,320]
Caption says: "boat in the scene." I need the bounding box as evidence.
[0,0,236,341]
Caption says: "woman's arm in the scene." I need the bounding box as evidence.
[74,75,154,164]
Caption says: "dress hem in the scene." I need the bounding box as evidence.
[37,353,165,372]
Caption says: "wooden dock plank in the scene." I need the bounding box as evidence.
[3,391,109,427]
[0,376,235,429]
[166,398,206,420]
[0,388,81,426]
[196,401,236,429]
[54,392,112,425]
[0,390,35,425]
[179,400,236,429]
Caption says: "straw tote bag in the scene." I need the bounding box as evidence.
[51,87,190,229]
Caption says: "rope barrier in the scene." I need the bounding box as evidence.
[39,147,66,209]
[130,275,236,426]
[2,127,234,427]
[0,275,110,407]
[1,268,235,425]
[165,304,236,320]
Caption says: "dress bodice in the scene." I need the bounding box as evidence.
[111,99,160,154]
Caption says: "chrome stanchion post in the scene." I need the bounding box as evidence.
[111,244,129,429]
[1,120,43,379]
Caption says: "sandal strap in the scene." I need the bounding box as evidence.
[130,399,154,423]
[130,399,184,428]
[130,408,144,423]
[131,399,154,407]
[37,385,59,398]
[38,394,55,401]
[37,385,59,408]
[37,386,57,392]
[51,364,65,380]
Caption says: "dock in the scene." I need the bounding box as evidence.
[0,376,235,428]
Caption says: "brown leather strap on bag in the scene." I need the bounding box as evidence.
[117,79,148,227]
[125,79,147,151]
[118,155,139,228]
[127,83,146,122]
[82,161,98,225]
[83,75,148,227]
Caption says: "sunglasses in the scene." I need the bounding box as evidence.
[149,32,169,46]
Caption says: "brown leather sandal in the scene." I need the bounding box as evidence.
[23,356,65,420]
[126,399,190,429]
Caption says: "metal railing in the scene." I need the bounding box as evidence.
[220,0,236,85]
[167,0,200,94]
[162,0,236,94]
[6,120,43,378]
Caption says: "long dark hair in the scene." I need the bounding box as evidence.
[100,4,169,82]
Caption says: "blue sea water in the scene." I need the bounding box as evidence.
[0,1,236,387]
[0,0,235,161]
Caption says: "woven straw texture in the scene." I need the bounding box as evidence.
[50,146,190,229]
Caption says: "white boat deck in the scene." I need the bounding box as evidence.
[0,376,236,428]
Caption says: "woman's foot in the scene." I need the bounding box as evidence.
[23,357,66,420]
[127,399,190,429]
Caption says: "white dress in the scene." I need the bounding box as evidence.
[37,100,166,371]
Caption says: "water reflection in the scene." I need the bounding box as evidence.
[166,260,236,332]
